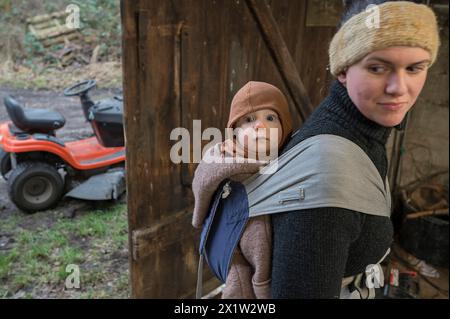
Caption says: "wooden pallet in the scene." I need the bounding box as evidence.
[26,11,82,47]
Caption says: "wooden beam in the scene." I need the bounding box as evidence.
[121,0,142,298]
[132,209,196,261]
[245,0,314,121]
[179,278,223,299]
[26,11,68,24]
[406,208,448,220]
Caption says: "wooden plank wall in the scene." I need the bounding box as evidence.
[121,0,341,298]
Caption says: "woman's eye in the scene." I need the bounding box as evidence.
[368,65,387,74]
[266,115,277,121]
[245,116,254,123]
[407,65,426,74]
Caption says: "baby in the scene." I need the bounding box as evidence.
[192,81,292,298]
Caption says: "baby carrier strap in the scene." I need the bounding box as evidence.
[340,248,391,299]
[197,179,249,298]
[244,134,391,218]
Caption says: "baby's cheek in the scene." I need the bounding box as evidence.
[266,128,281,146]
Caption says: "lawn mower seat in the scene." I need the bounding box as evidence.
[4,96,66,133]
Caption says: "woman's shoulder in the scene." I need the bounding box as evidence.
[285,134,372,170]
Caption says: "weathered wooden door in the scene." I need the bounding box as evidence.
[121,0,341,298]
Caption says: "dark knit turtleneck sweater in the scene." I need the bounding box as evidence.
[271,80,394,299]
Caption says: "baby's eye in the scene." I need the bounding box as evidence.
[266,114,278,122]
[245,116,255,123]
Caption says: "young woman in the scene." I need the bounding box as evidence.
[271,0,441,298]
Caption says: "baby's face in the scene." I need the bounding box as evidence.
[234,109,283,155]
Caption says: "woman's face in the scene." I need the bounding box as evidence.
[338,46,431,127]
[235,109,283,155]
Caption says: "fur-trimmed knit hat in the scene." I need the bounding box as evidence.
[227,81,293,147]
[329,1,441,77]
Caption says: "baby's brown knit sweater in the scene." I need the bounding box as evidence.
[192,143,272,299]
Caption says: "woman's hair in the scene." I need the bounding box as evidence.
[339,0,424,28]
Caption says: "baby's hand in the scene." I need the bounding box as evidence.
[221,139,268,164]
[220,139,236,157]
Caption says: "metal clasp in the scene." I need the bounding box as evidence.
[278,187,305,205]
[222,182,232,199]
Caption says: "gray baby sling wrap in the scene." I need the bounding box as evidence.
[197,134,392,299]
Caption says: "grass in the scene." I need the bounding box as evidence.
[0,203,130,299]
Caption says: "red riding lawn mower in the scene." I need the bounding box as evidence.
[0,80,126,213]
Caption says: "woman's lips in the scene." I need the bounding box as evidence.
[378,102,407,111]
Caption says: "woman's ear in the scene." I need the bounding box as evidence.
[337,71,347,87]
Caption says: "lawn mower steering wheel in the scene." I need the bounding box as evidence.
[63,80,97,96]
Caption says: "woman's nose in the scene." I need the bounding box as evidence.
[386,71,408,96]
